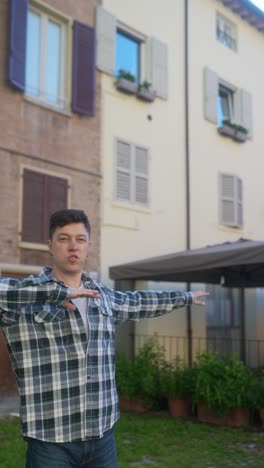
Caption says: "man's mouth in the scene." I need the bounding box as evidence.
[68,255,79,261]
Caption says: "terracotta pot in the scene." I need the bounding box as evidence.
[197,403,250,427]
[168,398,189,418]
[119,395,147,413]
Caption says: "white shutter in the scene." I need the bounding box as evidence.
[115,140,131,202]
[96,6,116,75]
[220,174,235,226]
[220,174,243,228]
[134,146,148,205]
[150,38,168,99]
[238,89,252,139]
[204,67,218,124]
[236,177,243,228]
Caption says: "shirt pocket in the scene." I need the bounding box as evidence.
[33,305,66,323]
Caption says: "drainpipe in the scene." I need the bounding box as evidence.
[184,0,192,366]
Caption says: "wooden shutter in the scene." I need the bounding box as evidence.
[220,174,243,228]
[116,140,131,202]
[45,175,68,241]
[237,177,243,228]
[135,146,148,205]
[72,21,96,116]
[22,170,45,242]
[238,89,252,139]
[204,67,218,124]
[150,38,168,99]
[9,0,28,91]
[96,6,116,75]
[22,170,68,243]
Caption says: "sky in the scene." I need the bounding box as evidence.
[250,0,264,11]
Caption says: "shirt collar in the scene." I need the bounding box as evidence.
[40,267,93,288]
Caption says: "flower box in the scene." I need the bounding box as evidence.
[168,398,190,418]
[233,130,247,143]
[137,87,156,102]
[115,78,137,95]
[197,403,250,427]
[218,125,236,138]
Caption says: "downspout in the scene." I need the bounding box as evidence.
[184,0,192,366]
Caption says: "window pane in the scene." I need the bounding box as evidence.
[46,20,61,104]
[25,11,41,96]
[115,32,139,82]
[218,88,232,125]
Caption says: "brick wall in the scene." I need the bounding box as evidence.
[0,0,102,396]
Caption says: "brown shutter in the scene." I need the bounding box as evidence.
[22,170,45,242]
[9,0,28,91]
[72,21,96,116]
[45,175,68,240]
[22,170,68,243]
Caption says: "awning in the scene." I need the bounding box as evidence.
[109,238,264,287]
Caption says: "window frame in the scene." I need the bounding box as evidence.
[25,0,73,113]
[218,83,234,126]
[114,138,149,208]
[19,165,71,250]
[216,12,237,52]
[115,25,144,84]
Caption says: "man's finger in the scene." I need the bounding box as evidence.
[69,289,100,299]
[63,301,77,311]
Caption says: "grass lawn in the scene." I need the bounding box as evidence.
[1,413,264,467]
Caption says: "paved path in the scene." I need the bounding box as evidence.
[0,395,19,417]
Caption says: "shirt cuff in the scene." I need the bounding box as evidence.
[185,292,193,305]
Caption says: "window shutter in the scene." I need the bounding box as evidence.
[135,146,149,205]
[45,175,68,240]
[116,140,131,202]
[204,67,218,124]
[238,89,252,139]
[150,38,168,99]
[96,6,116,75]
[72,21,96,116]
[236,177,243,228]
[220,174,235,226]
[9,0,28,91]
[22,170,45,242]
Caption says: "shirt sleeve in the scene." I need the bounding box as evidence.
[0,277,71,325]
[103,287,193,322]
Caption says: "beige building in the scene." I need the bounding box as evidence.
[97,0,264,366]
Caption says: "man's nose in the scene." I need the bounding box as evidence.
[69,241,78,250]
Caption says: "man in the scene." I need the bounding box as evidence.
[0,209,208,467]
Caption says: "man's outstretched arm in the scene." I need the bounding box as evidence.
[0,277,99,313]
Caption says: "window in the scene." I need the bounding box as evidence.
[115,31,140,83]
[9,0,95,116]
[216,12,237,51]
[115,140,149,206]
[96,5,168,99]
[203,68,252,138]
[22,169,68,244]
[218,84,234,126]
[25,6,68,108]
[219,174,243,228]
[206,285,241,328]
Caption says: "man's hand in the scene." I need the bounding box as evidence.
[63,288,100,310]
[193,291,210,306]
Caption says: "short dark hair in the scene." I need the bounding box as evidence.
[49,209,91,239]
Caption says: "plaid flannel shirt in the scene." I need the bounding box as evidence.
[0,268,193,442]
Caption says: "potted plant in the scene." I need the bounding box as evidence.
[160,357,195,417]
[218,120,248,142]
[193,351,253,427]
[115,69,137,95]
[116,336,165,411]
[137,81,156,102]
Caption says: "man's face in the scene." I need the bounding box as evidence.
[48,223,90,275]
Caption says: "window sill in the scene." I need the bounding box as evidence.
[24,95,72,117]
[112,201,151,214]
[217,125,247,143]
[19,241,49,252]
